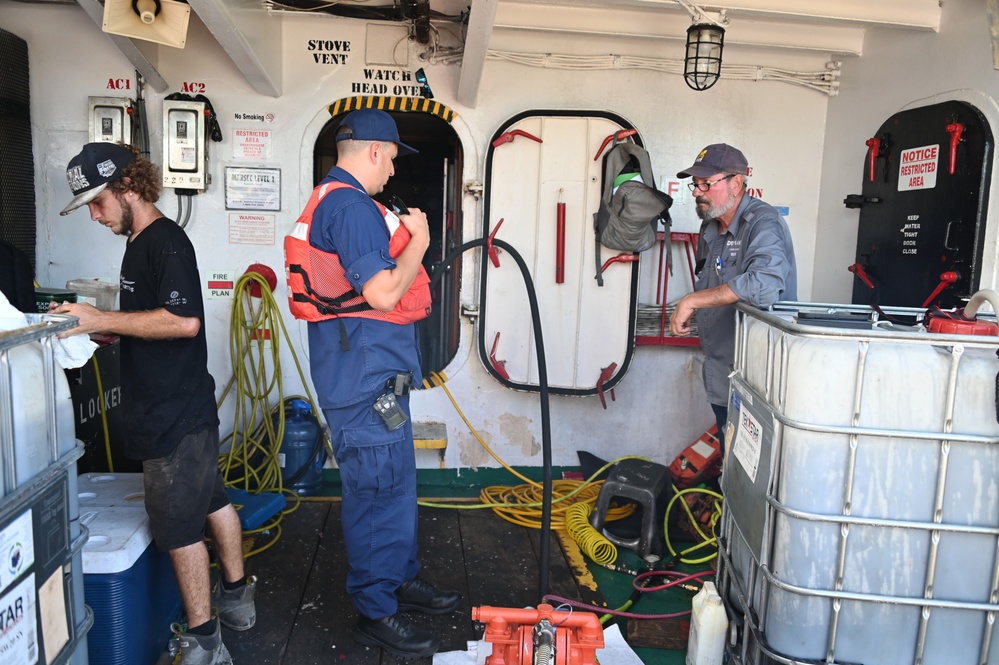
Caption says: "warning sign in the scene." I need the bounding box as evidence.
[898,144,939,192]
[229,213,276,246]
[206,270,235,300]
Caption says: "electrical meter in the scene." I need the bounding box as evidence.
[162,98,208,190]
[89,97,134,145]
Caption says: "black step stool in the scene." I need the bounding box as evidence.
[588,458,669,560]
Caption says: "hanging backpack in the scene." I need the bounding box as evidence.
[593,138,673,286]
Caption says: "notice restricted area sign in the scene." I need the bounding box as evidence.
[898,144,939,191]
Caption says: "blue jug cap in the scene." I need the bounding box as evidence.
[289,398,311,414]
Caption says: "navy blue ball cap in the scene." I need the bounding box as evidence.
[61,142,135,216]
[335,108,418,156]
[677,143,749,179]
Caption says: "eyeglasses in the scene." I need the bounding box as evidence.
[415,68,434,99]
[688,174,735,192]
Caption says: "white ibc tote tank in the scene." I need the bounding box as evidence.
[0,308,91,664]
[719,295,999,665]
[0,314,78,495]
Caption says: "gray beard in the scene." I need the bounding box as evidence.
[696,195,737,221]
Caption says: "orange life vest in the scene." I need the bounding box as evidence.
[284,181,432,325]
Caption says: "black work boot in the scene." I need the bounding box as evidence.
[353,613,440,659]
[396,577,462,614]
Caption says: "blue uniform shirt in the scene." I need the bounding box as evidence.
[307,167,423,409]
[695,194,797,405]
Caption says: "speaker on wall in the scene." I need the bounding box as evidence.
[102,0,191,49]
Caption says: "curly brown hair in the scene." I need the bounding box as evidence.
[107,144,161,204]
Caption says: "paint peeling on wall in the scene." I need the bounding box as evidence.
[457,427,492,469]
[498,413,539,457]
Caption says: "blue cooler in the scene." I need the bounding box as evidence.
[82,506,182,665]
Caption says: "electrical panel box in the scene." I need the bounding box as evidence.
[162,98,207,190]
[89,96,134,145]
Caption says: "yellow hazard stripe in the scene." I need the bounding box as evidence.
[327,96,456,123]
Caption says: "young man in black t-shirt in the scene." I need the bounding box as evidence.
[55,143,255,665]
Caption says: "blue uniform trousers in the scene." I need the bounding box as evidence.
[324,394,421,619]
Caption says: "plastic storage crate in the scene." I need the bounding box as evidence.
[82,505,182,665]
[718,302,999,665]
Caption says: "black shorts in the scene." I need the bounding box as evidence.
[142,426,230,551]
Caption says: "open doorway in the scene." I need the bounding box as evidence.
[313,104,463,376]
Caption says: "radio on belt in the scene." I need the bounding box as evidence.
[373,372,413,430]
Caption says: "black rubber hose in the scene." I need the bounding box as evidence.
[430,237,553,601]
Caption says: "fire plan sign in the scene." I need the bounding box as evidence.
[206,271,235,300]
[898,144,939,192]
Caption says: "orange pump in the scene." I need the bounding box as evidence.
[472,604,604,665]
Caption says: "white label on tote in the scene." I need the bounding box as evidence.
[733,407,762,483]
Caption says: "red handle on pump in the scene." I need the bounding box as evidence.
[865,138,881,182]
[946,122,964,175]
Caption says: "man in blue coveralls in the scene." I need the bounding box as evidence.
[297,109,460,659]
[669,144,797,454]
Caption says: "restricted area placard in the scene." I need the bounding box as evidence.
[898,144,939,192]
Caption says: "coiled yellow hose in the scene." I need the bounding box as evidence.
[565,502,617,565]
[215,270,326,558]
[418,371,635,532]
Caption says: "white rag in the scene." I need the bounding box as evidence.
[432,623,644,665]
[0,292,98,369]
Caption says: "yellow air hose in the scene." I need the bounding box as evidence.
[565,502,617,566]
[215,270,328,558]
[417,371,635,533]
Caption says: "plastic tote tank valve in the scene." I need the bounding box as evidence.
[279,398,324,496]
[717,299,999,665]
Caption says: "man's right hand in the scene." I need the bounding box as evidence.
[670,295,695,336]
[397,207,430,252]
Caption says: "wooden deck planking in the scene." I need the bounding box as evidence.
[220,500,598,664]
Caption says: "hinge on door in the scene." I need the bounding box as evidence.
[461,305,479,322]
[464,180,483,200]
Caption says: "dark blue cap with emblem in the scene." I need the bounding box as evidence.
[60,142,135,216]
[335,108,418,156]
[677,143,749,179]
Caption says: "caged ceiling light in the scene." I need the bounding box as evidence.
[677,1,729,91]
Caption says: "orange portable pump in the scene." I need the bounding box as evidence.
[472,604,604,665]
[669,425,722,489]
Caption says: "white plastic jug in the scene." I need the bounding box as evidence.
[686,580,728,665]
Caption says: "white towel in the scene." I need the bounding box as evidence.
[0,292,98,369]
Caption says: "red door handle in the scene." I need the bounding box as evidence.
[946,122,964,175]
[922,271,959,308]
[556,193,565,284]
[865,138,881,182]
[848,263,874,289]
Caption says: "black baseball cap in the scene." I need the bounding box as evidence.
[60,142,135,216]
[335,108,418,156]
[677,143,749,179]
